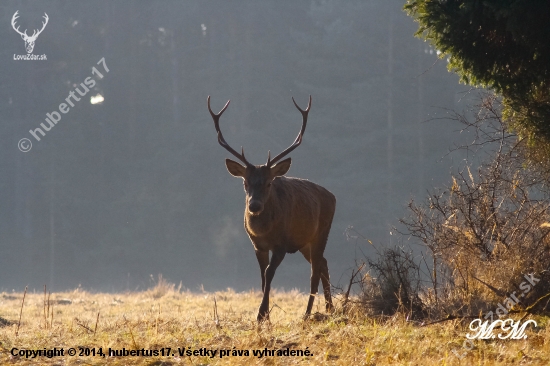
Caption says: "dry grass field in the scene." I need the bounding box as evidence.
[0,280,549,365]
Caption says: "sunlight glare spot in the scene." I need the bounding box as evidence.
[90,94,104,105]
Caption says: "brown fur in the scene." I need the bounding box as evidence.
[245,176,335,253]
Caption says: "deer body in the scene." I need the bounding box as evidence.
[208,96,335,321]
[245,177,334,253]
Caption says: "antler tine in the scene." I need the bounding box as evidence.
[267,95,312,167]
[11,11,19,25]
[208,96,252,167]
[292,95,312,113]
[207,95,230,123]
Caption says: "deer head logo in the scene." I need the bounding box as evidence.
[11,11,49,54]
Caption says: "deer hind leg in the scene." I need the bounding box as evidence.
[257,249,285,322]
[320,257,333,312]
[305,256,333,316]
[305,257,322,317]
[299,246,318,317]
[305,227,333,317]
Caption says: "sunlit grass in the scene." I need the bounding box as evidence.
[0,282,548,365]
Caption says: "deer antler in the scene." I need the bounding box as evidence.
[11,11,27,37]
[30,13,49,40]
[11,11,48,40]
[266,95,311,167]
[207,96,252,167]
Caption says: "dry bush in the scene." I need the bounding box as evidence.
[349,94,550,321]
[341,228,426,320]
[399,94,550,318]
[146,274,181,299]
[362,247,425,319]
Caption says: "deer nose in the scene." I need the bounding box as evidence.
[248,201,263,214]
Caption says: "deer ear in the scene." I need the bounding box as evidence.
[270,158,291,178]
[225,159,246,177]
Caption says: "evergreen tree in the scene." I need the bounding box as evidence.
[405,0,550,157]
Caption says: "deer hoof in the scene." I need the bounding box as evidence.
[257,308,270,322]
[303,312,329,322]
[257,313,269,322]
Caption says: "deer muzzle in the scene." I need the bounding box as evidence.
[248,200,264,215]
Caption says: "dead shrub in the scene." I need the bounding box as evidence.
[347,94,550,321]
[400,94,550,318]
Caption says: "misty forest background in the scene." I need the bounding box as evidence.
[0,1,474,293]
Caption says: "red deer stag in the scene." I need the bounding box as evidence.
[207,95,336,321]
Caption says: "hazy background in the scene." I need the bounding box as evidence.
[0,1,472,292]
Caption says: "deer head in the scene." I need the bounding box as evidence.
[12,11,49,54]
[207,96,311,215]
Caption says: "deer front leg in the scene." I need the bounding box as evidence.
[255,250,269,293]
[257,249,285,322]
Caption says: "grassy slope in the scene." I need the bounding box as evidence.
[0,286,548,365]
